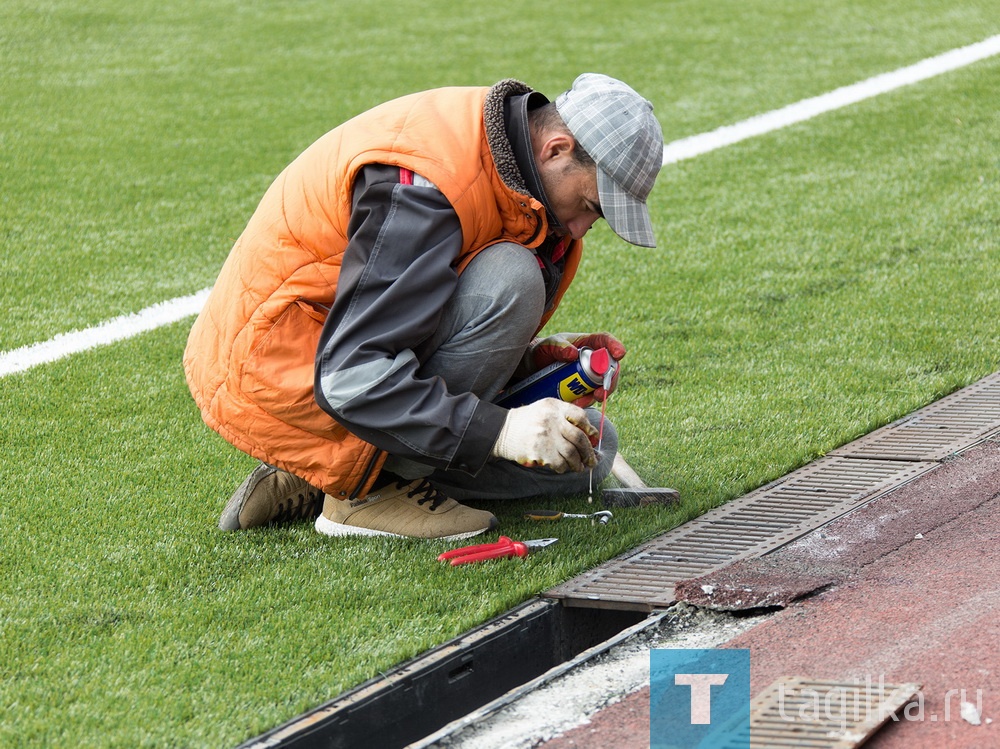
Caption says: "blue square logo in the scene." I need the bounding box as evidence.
[650,648,750,749]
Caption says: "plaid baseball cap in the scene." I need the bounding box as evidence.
[556,74,663,248]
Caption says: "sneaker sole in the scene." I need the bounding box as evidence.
[314,514,492,541]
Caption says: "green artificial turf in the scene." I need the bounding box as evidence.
[2,1,999,746]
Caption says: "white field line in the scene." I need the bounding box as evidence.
[0,289,211,376]
[2,34,998,378]
[663,33,1000,164]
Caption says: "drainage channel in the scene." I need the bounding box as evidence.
[545,457,937,611]
[547,371,1000,611]
[237,371,1000,749]
[238,600,647,749]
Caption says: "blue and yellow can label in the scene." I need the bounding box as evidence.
[558,373,595,402]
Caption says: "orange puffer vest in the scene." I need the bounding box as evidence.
[184,84,581,496]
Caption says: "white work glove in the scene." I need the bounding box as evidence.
[491,399,598,474]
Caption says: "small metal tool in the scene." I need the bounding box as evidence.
[524,509,613,525]
[603,453,681,508]
[437,536,559,566]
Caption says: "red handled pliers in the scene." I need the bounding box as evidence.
[437,536,558,566]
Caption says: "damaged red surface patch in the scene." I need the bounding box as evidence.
[538,440,1000,749]
[674,557,838,611]
[676,440,1000,613]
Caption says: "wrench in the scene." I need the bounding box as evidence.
[524,509,613,525]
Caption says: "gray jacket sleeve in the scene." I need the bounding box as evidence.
[313,164,507,475]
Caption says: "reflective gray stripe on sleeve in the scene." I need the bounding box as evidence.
[319,349,418,410]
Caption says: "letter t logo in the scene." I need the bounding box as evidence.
[674,673,729,724]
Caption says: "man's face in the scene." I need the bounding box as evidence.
[537,148,603,241]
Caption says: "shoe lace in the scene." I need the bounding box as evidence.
[405,479,448,512]
[274,487,324,523]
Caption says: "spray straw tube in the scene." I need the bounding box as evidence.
[494,347,618,408]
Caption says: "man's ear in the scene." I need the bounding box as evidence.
[536,132,576,166]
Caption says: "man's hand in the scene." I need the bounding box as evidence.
[528,332,625,406]
[491,399,598,473]
[530,332,626,367]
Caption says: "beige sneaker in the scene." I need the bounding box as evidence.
[219,463,324,531]
[315,478,498,540]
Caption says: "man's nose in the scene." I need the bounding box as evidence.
[568,215,598,239]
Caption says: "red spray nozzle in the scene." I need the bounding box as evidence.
[588,347,611,376]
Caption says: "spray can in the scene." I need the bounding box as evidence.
[494,347,618,408]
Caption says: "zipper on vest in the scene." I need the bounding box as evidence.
[523,207,544,247]
[348,450,384,500]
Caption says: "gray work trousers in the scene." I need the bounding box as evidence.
[384,242,618,501]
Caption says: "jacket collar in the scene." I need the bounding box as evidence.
[507,92,570,236]
[483,79,565,235]
[483,79,532,195]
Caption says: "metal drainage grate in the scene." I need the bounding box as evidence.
[830,372,1000,461]
[545,457,936,611]
[547,371,1000,611]
[714,676,921,748]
